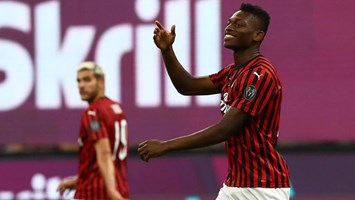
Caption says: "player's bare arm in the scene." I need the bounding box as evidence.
[95,138,129,200]
[138,107,249,162]
[56,175,78,196]
[154,20,219,95]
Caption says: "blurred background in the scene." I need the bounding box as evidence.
[1,0,355,199]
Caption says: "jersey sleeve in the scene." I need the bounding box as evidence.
[230,67,277,116]
[209,66,232,91]
[84,108,109,142]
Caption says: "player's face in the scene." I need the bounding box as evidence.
[223,11,261,50]
[77,70,101,102]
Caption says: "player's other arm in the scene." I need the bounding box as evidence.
[138,107,249,161]
[95,138,129,200]
[153,20,219,95]
[57,175,78,196]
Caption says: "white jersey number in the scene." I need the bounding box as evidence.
[112,119,128,160]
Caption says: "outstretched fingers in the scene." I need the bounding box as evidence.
[155,20,176,35]
[56,184,66,196]
[155,20,165,30]
[138,141,150,162]
[170,24,176,36]
[153,28,160,40]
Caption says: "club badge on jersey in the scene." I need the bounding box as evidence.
[90,120,101,132]
[244,85,257,100]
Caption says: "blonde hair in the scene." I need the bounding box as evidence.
[77,61,105,77]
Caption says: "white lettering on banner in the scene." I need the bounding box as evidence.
[0,173,74,200]
[96,24,133,105]
[195,0,221,106]
[0,1,33,111]
[165,0,192,106]
[35,1,95,109]
[135,0,161,107]
[0,0,221,111]
[136,0,221,107]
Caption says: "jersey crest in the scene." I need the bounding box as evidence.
[90,120,100,131]
[244,85,257,100]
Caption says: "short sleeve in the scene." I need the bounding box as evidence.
[84,109,108,142]
[230,67,276,116]
[209,66,233,91]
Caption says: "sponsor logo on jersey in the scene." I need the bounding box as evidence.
[87,110,96,116]
[253,72,263,80]
[220,92,230,114]
[77,138,83,146]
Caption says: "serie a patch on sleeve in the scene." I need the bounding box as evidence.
[90,120,101,131]
[244,85,257,100]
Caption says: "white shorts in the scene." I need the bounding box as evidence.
[216,183,290,200]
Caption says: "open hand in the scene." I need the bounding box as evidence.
[138,139,169,162]
[56,176,77,196]
[153,20,176,50]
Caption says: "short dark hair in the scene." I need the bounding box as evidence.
[239,3,270,34]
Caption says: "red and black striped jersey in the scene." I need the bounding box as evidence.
[209,55,290,188]
[75,97,129,199]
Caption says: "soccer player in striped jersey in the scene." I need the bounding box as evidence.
[57,62,130,200]
[138,3,290,200]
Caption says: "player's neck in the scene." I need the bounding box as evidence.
[88,93,105,104]
[233,49,260,69]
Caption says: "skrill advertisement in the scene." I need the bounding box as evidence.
[0,0,354,146]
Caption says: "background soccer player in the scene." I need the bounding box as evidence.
[57,62,130,200]
[138,3,290,199]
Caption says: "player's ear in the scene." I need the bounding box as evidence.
[97,76,105,87]
[100,77,105,85]
[254,31,264,42]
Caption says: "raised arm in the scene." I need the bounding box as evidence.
[95,138,128,200]
[138,107,250,161]
[154,20,219,95]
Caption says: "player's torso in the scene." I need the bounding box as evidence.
[77,98,128,190]
[220,58,282,145]
[218,59,288,188]
[79,98,126,157]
